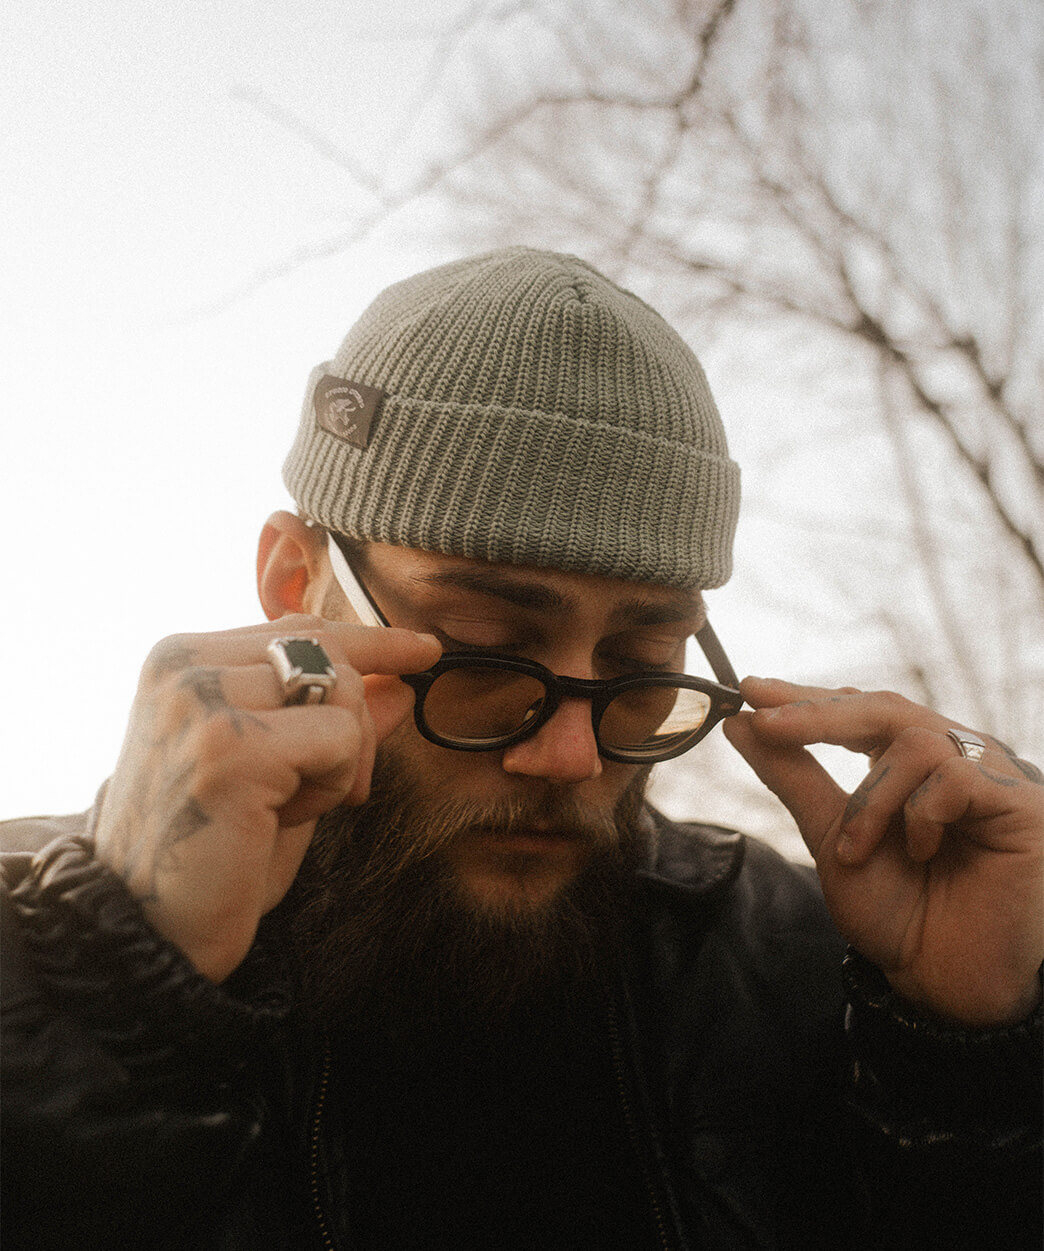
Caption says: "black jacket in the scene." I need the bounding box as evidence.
[2,803,1040,1250]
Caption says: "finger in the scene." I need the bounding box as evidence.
[839,727,953,865]
[361,673,418,742]
[145,619,441,677]
[265,702,382,824]
[189,703,371,829]
[337,678,415,807]
[739,677,968,759]
[272,673,415,807]
[168,660,356,717]
[741,676,864,709]
[724,712,847,859]
[269,676,415,810]
[166,657,419,811]
[320,624,442,676]
[906,756,1043,850]
[986,736,1044,784]
[275,674,418,807]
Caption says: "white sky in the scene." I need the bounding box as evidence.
[2,0,875,854]
[2,0,465,812]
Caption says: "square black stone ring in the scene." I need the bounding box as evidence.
[266,637,337,706]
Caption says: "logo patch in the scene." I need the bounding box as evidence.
[313,374,384,449]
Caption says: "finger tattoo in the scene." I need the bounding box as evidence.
[977,763,1021,789]
[843,764,891,825]
[989,737,1044,785]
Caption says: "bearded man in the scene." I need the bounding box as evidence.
[2,249,1041,1250]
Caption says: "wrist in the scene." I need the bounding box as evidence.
[881,963,1043,1029]
[843,948,1043,1137]
[7,834,293,1074]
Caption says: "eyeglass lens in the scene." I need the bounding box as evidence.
[598,684,712,754]
[419,665,712,753]
[422,668,547,744]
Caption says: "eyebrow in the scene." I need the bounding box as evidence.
[409,568,704,629]
[409,568,569,613]
[615,596,706,630]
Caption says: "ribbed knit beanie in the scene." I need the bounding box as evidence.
[283,247,740,588]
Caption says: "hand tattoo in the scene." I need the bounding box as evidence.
[179,667,266,736]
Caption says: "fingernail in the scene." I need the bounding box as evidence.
[756,707,781,721]
[417,633,440,647]
[836,832,856,864]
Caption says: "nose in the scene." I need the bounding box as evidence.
[500,696,603,784]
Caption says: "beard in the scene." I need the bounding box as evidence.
[282,741,651,1044]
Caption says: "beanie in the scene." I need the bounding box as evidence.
[282,247,740,588]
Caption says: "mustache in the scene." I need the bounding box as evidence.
[349,781,622,877]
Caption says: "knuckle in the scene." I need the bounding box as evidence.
[872,689,914,714]
[336,667,366,702]
[273,612,326,635]
[192,710,249,761]
[894,724,938,755]
[334,714,367,759]
[142,633,200,683]
[328,704,371,749]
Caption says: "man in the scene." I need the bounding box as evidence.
[2,248,1041,1250]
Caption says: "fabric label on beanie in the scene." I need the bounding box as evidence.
[313,374,384,449]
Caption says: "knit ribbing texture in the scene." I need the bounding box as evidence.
[283,248,740,588]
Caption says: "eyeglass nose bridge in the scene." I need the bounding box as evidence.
[516,671,613,749]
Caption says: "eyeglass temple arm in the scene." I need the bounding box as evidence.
[695,621,741,691]
[326,533,389,629]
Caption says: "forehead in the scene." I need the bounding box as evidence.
[364,543,705,630]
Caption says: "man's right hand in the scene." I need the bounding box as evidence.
[93,616,441,983]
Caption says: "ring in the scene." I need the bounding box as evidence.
[946,728,986,762]
[266,638,336,706]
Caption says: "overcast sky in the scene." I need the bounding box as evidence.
[3,1,465,812]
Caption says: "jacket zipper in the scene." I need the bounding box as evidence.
[607,997,676,1251]
[309,1017,677,1251]
[309,1042,336,1251]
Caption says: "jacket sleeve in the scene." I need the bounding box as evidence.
[842,948,1043,1250]
[1,833,294,1251]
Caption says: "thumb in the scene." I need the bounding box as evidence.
[724,712,846,860]
[362,673,419,742]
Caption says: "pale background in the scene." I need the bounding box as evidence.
[9,0,1032,858]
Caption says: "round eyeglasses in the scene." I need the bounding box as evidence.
[399,655,742,763]
[321,526,744,764]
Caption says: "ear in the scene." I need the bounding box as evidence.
[257,511,327,620]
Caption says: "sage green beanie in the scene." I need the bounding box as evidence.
[283,247,740,588]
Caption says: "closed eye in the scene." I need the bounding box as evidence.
[431,630,526,658]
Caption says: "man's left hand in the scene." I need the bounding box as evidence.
[724,678,1044,1027]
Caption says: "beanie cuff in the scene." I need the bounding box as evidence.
[284,378,739,588]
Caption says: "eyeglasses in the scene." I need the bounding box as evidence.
[324,529,744,764]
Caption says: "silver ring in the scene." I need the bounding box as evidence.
[946,728,986,762]
[266,638,336,706]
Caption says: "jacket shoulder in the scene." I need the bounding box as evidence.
[641,807,836,952]
[1,809,93,862]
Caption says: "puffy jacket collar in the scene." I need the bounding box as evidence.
[638,805,745,900]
